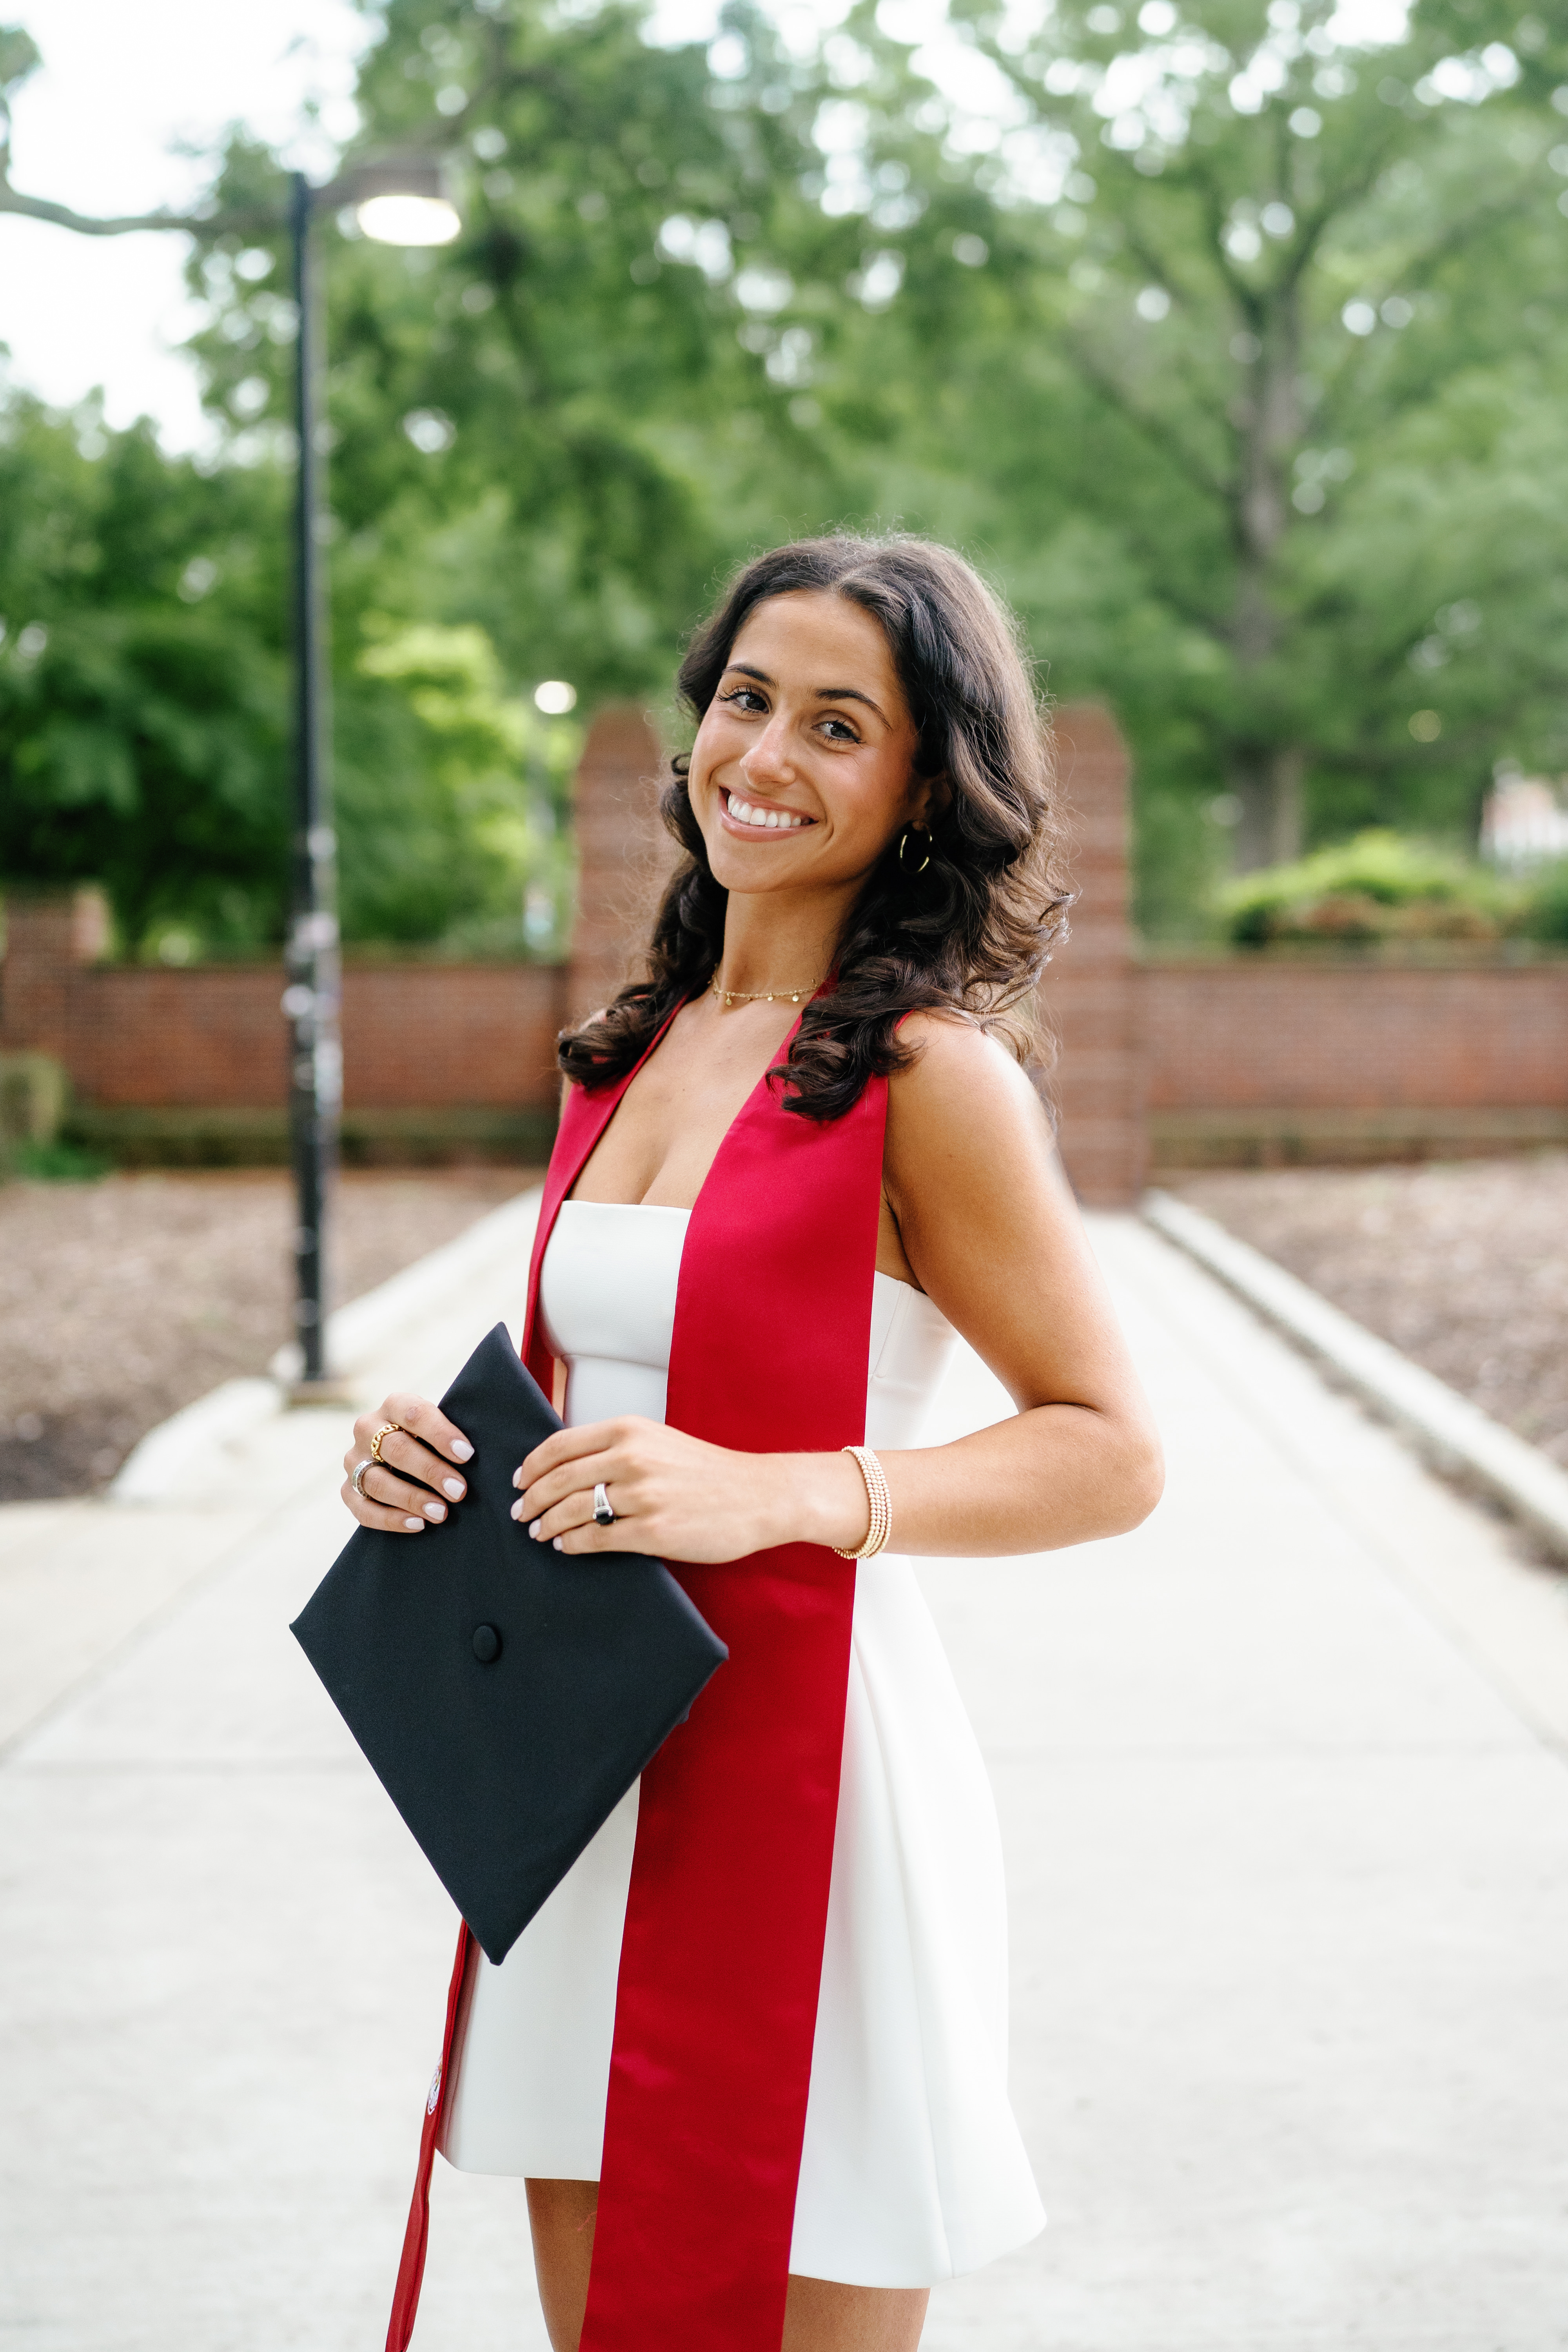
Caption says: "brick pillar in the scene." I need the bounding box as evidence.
[0,887,111,1063]
[1040,704,1145,1207]
[566,706,676,1027]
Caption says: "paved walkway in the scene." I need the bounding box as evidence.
[3,1202,1566,2351]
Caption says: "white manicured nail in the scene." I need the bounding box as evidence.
[510,1501,524,1520]
[552,1538,563,1551]
[443,1478,465,1498]
[404,1517,423,1532]
[528,1520,541,1539]
[450,1439,473,1460]
[424,1501,445,1521]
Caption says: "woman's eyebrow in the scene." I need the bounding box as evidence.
[814,685,887,724]
[722,661,889,727]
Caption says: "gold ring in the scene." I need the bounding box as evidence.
[369,1421,401,1464]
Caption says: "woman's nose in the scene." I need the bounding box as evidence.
[741,717,795,790]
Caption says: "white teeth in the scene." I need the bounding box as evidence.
[728,793,807,831]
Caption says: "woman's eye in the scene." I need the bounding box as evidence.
[721,686,766,712]
[821,717,860,742]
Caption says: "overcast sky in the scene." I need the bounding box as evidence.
[2,0,1405,451]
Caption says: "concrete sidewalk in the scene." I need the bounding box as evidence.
[2,1207,1566,2350]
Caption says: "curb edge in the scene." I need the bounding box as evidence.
[1143,1188,1568,1567]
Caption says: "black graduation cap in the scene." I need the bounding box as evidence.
[290,1322,728,1965]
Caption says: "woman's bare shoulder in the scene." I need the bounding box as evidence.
[889,1012,1048,1139]
[883,1013,1061,1255]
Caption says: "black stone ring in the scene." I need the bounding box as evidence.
[592,1481,616,1528]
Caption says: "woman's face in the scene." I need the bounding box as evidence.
[687,590,934,898]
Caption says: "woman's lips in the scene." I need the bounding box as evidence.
[720,786,817,835]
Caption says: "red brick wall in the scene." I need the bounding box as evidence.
[60,966,287,1107]
[1141,958,1568,1163]
[0,893,111,1065]
[0,899,564,1119]
[1145,962,1568,1110]
[340,964,565,1109]
[566,705,677,1028]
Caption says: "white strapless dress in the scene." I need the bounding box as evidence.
[440,1201,1045,2288]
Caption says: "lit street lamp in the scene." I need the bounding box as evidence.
[282,157,459,1392]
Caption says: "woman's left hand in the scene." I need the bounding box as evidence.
[513,1416,851,1565]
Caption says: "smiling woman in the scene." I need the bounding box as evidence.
[561,535,1072,1120]
[343,534,1163,2352]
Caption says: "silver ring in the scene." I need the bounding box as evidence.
[352,1458,374,1498]
[592,1481,616,1528]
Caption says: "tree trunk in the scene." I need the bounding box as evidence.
[1226,276,1303,871]
[1230,742,1305,871]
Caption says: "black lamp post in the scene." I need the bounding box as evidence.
[281,156,460,1392]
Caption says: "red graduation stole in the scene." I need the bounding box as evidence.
[387,1017,887,2351]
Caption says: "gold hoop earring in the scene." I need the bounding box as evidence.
[898,827,931,874]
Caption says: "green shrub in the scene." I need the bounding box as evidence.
[1220,831,1515,947]
[1518,859,1568,944]
[7,1136,109,1183]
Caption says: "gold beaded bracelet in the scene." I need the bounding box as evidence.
[831,1445,892,1560]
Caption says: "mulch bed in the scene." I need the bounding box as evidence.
[0,1168,537,1503]
[1168,1155,1568,1470]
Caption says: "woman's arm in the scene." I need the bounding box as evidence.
[854,1012,1163,1552]
[516,1018,1163,1562]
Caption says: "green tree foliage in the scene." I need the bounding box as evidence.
[344,618,579,948]
[195,0,1568,931]
[831,0,1568,920]
[4,0,1567,951]
[0,392,290,949]
[0,385,568,955]
[182,2,866,709]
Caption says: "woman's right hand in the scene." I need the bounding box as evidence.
[340,1394,474,1534]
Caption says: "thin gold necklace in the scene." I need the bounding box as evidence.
[708,972,826,1009]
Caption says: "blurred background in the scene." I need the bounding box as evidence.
[1,0,1566,1494]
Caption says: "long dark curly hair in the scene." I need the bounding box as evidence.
[557,533,1071,1121]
